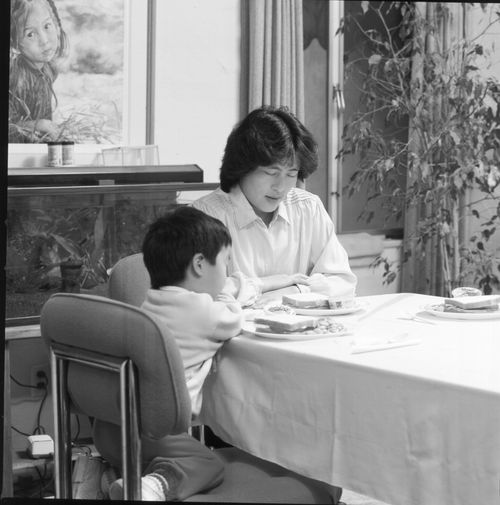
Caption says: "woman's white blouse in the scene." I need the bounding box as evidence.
[193,185,357,305]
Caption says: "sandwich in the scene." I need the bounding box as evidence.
[282,292,356,310]
[254,314,318,333]
[327,297,356,309]
[444,294,500,312]
[451,287,482,297]
[282,293,330,309]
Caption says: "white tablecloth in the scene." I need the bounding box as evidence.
[200,293,500,505]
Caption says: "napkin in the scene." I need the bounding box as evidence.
[350,332,420,354]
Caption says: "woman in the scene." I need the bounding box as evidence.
[193,105,357,306]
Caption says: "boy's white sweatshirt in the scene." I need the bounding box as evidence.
[141,286,243,417]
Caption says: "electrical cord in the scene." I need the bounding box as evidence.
[10,374,39,389]
[33,385,48,435]
[28,478,53,499]
[11,372,94,477]
[11,425,32,437]
[72,415,94,456]
[72,444,92,456]
[29,462,54,499]
[72,413,81,442]
[10,372,49,436]
[33,464,46,490]
[10,373,56,498]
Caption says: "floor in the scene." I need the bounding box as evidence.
[342,488,391,505]
[204,428,392,505]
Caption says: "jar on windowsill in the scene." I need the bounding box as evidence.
[61,140,75,166]
[47,141,62,167]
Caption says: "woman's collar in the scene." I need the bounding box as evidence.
[228,185,291,228]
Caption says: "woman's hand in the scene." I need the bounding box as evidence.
[260,273,310,293]
[290,273,310,286]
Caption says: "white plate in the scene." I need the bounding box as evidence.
[293,302,364,316]
[241,321,351,341]
[423,303,500,320]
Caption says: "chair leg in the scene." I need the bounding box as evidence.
[191,425,205,444]
[120,360,142,500]
[52,351,72,499]
[50,346,143,501]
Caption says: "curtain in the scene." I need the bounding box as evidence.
[402,2,465,296]
[244,0,305,120]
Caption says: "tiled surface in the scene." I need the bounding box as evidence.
[342,488,391,505]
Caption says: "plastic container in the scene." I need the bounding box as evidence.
[101,145,159,166]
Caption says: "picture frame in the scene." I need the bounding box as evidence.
[8,0,150,168]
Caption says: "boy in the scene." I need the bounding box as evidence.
[141,205,243,418]
[108,206,243,500]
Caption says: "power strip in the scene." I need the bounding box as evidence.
[27,434,54,458]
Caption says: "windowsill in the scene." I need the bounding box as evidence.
[5,325,41,341]
[8,164,204,186]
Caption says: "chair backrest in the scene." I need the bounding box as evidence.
[40,293,191,438]
[108,253,150,307]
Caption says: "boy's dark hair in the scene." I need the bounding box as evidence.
[220,105,318,192]
[142,205,232,289]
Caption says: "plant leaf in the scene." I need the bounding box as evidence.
[52,234,81,258]
[368,54,382,66]
[449,131,460,145]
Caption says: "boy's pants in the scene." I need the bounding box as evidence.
[93,420,224,501]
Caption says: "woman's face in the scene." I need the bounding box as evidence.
[19,0,58,69]
[239,163,299,219]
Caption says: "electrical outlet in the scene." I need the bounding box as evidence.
[30,364,50,397]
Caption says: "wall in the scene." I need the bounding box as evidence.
[9,338,91,455]
[339,233,402,296]
[153,0,242,183]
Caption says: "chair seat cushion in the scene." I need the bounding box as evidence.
[185,447,336,503]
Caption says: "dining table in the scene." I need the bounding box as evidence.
[200,292,500,505]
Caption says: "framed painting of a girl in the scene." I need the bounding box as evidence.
[8,0,148,161]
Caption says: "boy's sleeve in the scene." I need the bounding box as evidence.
[212,293,244,341]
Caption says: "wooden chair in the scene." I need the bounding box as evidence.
[41,293,337,502]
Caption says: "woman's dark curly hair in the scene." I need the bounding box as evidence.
[220,105,318,192]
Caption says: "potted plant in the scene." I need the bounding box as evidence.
[337,1,500,296]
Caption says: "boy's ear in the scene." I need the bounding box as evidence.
[191,253,205,277]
